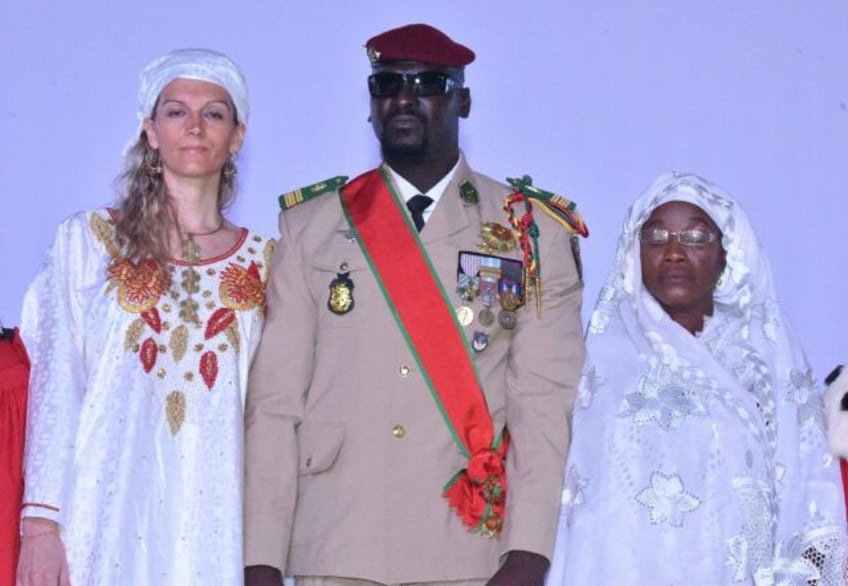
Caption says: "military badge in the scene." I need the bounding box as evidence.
[456,251,524,331]
[497,275,522,331]
[477,222,518,254]
[459,180,479,204]
[366,46,381,64]
[471,331,489,353]
[499,289,521,312]
[328,272,355,315]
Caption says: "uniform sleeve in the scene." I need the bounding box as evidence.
[500,225,585,561]
[20,214,93,523]
[243,211,317,571]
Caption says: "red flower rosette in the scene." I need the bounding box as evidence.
[107,258,169,313]
[220,261,265,312]
[443,446,507,537]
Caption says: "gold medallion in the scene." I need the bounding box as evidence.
[499,290,521,312]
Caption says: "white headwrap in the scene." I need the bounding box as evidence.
[136,48,249,132]
[547,172,847,585]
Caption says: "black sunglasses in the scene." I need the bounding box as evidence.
[367,71,460,98]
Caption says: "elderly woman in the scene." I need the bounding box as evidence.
[547,173,846,584]
[16,49,274,585]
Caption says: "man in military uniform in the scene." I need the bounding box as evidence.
[245,23,587,586]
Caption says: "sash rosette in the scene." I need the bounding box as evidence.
[444,442,509,536]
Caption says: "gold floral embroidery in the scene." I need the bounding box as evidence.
[263,240,276,274]
[220,262,264,311]
[125,318,145,351]
[225,321,240,354]
[165,391,186,435]
[179,298,200,325]
[95,216,270,435]
[89,214,120,258]
[107,258,169,313]
[170,325,188,363]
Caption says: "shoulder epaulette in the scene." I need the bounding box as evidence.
[278,176,348,211]
[506,175,589,237]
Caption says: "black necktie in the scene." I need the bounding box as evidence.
[406,194,434,232]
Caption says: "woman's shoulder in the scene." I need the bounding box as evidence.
[47,208,116,251]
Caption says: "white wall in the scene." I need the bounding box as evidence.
[2,1,846,380]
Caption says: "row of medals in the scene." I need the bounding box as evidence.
[456,264,521,353]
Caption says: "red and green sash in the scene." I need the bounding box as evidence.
[340,167,508,536]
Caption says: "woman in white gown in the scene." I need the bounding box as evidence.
[17,49,274,585]
[547,172,846,585]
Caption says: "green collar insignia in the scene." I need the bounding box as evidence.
[459,180,479,204]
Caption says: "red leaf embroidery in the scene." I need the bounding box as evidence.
[205,307,235,340]
[139,338,158,373]
[199,351,218,390]
[141,307,162,333]
[247,261,261,282]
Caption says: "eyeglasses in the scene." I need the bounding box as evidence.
[367,71,460,98]
[639,227,718,247]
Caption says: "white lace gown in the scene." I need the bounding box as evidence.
[21,210,274,585]
[547,174,847,586]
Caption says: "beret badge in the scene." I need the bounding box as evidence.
[366,46,381,65]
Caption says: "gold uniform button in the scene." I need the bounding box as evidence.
[392,425,406,438]
[398,365,411,377]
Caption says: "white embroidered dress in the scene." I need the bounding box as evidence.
[21,209,274,585]
[547,174,847,585]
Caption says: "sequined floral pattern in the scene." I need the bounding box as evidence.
[220,261,265,311]
[635,471,700,527]
[106,258,170,313]
[90,212,272,434]
[619,359,710,431]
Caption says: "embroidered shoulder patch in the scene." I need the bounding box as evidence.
[279,176,348,211]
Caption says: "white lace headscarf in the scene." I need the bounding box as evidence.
[133,48,248,141]
[547,172,847,585]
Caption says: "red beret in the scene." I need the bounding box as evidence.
[365,24,475,68]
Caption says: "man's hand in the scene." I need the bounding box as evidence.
[244,565,283,586]
[487,550,549,586]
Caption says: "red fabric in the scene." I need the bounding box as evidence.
[341,170,505,534]
[364,23,475,67]
[0,329,29,585]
